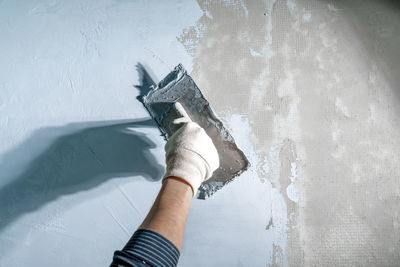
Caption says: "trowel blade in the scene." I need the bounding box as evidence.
[142,64,250,199]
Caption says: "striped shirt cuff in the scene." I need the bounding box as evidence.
[112,229,180,267]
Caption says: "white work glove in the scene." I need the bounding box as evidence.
[163,102,219,196]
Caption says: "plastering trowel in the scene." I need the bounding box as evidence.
[142,64,249,199]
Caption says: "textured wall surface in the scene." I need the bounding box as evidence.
[1,0,399,266]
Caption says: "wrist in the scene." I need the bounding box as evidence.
[163,176,194,197]
[164,150,207,196]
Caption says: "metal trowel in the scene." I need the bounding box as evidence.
[142,64,249,199]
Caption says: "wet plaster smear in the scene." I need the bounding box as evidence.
[1,0,400,266]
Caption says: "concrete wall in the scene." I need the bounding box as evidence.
[1,0,399,266]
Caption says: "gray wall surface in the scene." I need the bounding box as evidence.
[180,0,400,265]
[0,0,399,266]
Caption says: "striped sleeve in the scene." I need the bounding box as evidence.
[111,229,180,267]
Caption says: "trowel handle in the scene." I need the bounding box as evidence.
[163,102,192,138]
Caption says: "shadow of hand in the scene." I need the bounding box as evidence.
[0,119,164,232]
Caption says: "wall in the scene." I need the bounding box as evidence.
[0,0,399,266]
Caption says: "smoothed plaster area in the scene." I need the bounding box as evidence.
[0,1,284,266]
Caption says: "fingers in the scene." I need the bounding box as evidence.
[174,102,190,120]
[171,102,192,125]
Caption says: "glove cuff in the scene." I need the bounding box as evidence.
[163,149,208,196]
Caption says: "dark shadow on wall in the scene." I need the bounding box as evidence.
[0,118,164,233]
[135,63,157,102]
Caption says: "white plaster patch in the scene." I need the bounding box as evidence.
[319,26,338,49]
[368,104,376,123]
[239,0,248,19]
[264,0,277,58]
[331,122,346,158]
[286,0,296,13]
[303,12,312,22]
[287,162,299,203]
[333,72,341,83]
[327,3,338,12]
[332,144,346,159]
[286,183,299,203]
[315,53,325,70]
[250,48,262,57]
[290,162,297,182]
[332,123,343,142]
[204,10,212,19]
[335,97,350,117]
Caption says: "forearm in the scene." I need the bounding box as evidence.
[111,103,219,267]
[139,177,193,250]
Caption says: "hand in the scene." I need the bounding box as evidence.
[163,102,219,196]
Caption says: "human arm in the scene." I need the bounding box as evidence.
[110,103,219,267]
